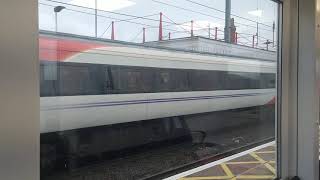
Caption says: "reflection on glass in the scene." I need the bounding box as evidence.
[39,0,279,179]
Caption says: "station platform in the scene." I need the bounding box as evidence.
[166,142,276,180]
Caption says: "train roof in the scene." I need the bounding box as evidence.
[39,30,277,62]
[39,31,276,74]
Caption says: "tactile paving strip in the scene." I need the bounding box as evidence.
[179,145,276,180]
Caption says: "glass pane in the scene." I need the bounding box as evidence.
[39,0,280,179]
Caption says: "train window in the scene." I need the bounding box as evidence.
[116,67,146,93]
[127,71,142,90]
[42,62,276,96]
[269,76,276,88]
[190,70,224,91]
[248,73,261,89]
[155,70,173,92]
[258,73,274,89]
[226,72,252,90]
[105,66,114,93]
[43,63,58,81]
[58,64,91,96]
[141,68,154,93]
[159,72,170,84]
[88,65,107,95]
[57,63,106,96]
[173,70,189,91]
[40,63,58,96]
[265,74,276,89]
[190,71,209,91]
[110,66,121,93]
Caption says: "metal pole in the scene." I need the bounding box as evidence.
[143,27,145,43]
[55,12,58,32]
[169,32,171,40]
[208,23,211,38]
[159,12,163,41]
[272,21,275,47]
[191,20,194,37]
[95,0,98,37]
[256,22,259,47]
[235,32,238,44]
[252,35,255,48]
[224,0,231,43]
[111,21,115,40]
[215,27,218,40]
[54,6,65,33]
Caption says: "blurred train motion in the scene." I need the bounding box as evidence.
[39,33,276,174]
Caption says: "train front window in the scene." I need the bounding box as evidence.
[39,0,280,179]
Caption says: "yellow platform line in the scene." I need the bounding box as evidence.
[226,161,261,165]
[180,145,277,180]
[179,176,231,180]
[236,175,275,179]
[250,152,276,175]
[255,151,275,154]
[221,163,236,180]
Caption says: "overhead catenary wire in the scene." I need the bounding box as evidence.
[41,0,274,33]
[100,22,112,38]
[151,0,273,32]
[102,13,158,37]
[40,3,157,28]
[151,0,224,21]
[130,29,144,42]
[42,0,191,26]
[183,0,273,28]
[41,2,196,36]
[237,33,253,44]
[39,0,275,49]
[162,13,190,33]
[114,13,159,23]
[41,2,208,39]
[42,0,275,32]
[145,26,190,34]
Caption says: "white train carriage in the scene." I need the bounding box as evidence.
[39,35,276,171]
[40,36,276,133]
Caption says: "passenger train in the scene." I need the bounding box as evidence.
[39,34,276,172]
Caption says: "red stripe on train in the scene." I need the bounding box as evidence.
[39,37,104,61]
[267,96,276,105]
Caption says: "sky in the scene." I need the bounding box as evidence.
[39,0,278,47]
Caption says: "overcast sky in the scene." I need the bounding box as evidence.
[39,0,278,45]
